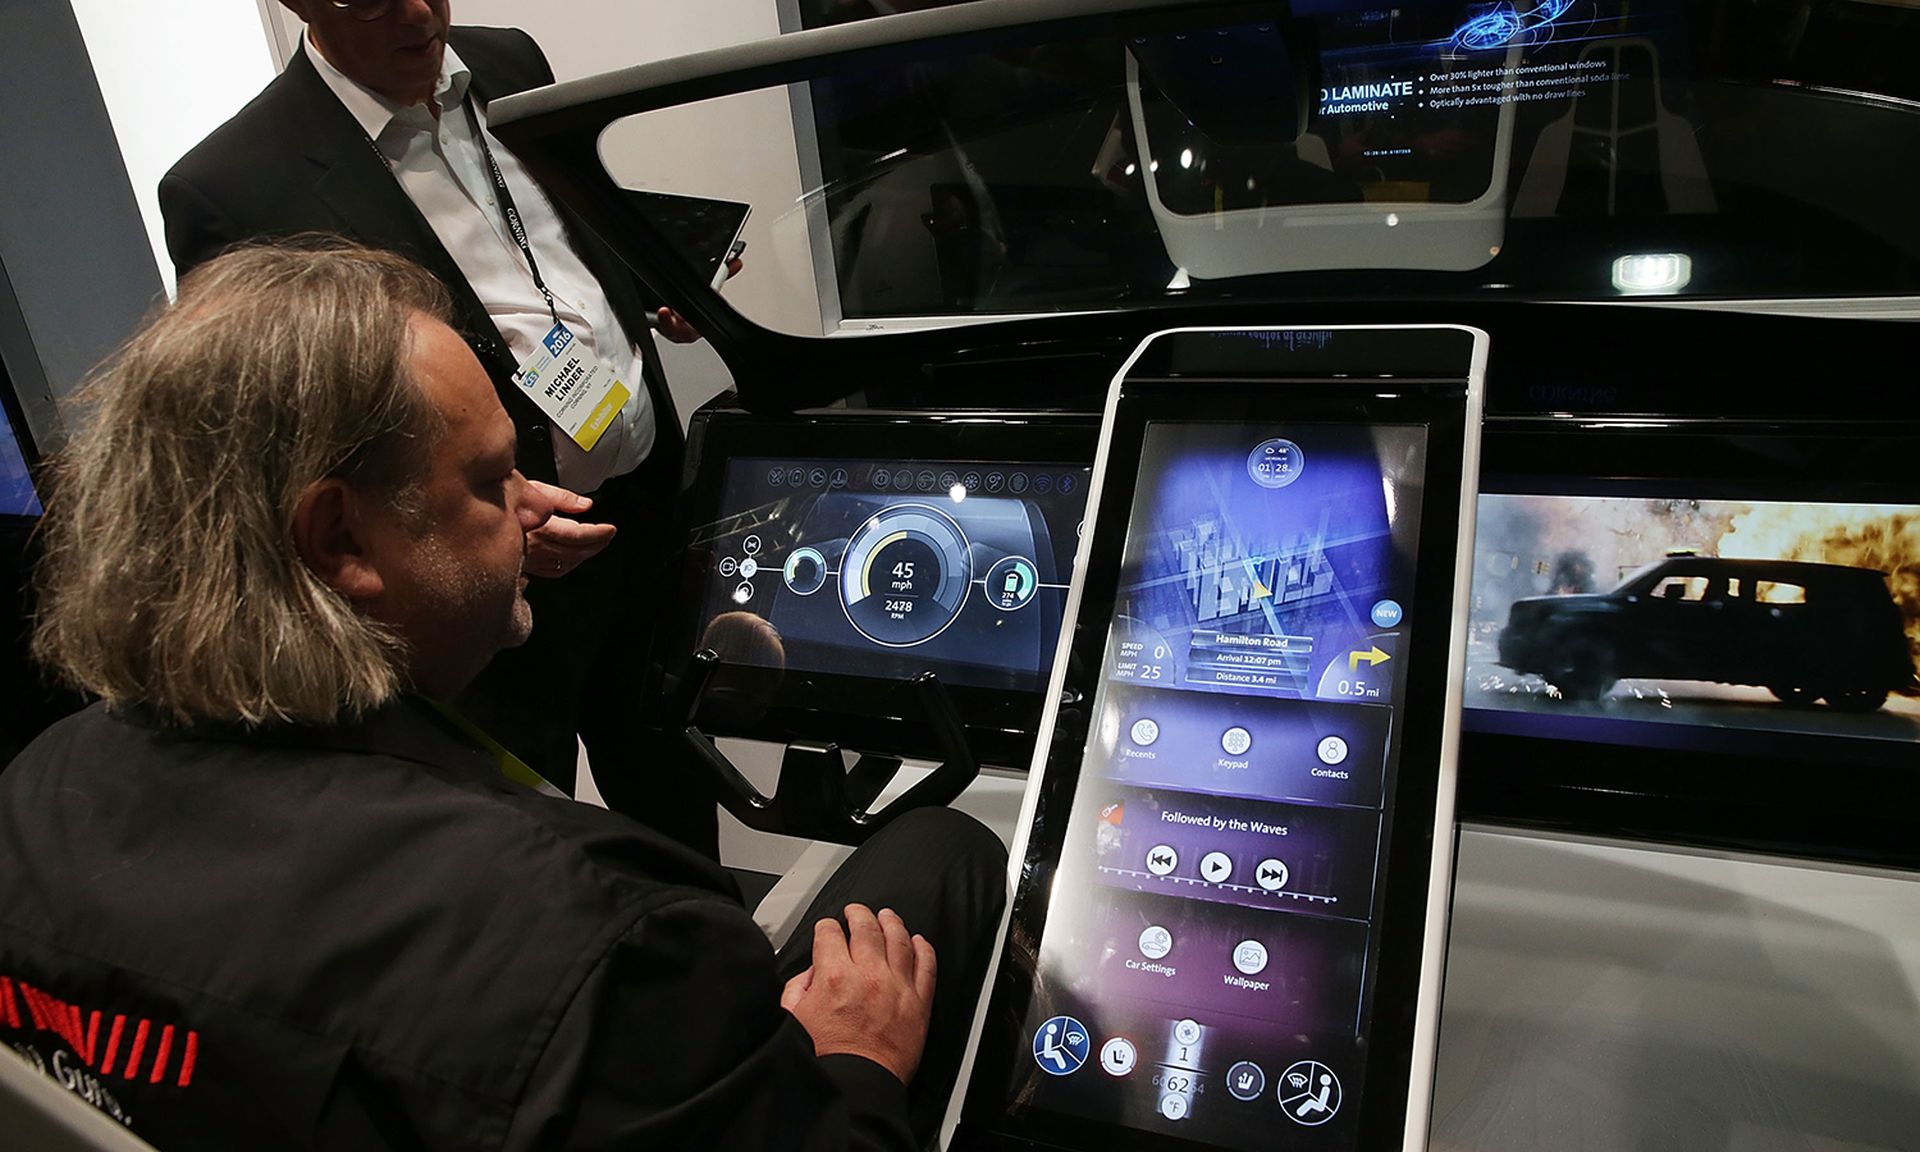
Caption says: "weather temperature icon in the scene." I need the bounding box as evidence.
[1247,438,1305,489]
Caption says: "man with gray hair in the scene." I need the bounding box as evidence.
[0,242,1004,1149]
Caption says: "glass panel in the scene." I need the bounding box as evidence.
[593,0,1920,336]
[1434,828,1920,1152]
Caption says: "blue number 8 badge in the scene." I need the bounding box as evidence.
[1032,1015,1091,1076]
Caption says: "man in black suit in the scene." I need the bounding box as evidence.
[160,0,714,852]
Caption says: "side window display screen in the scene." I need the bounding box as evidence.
[691,457,1090,693]
[1007,421,1427,1150]
[0,415,39,519]
[1468,494,1920,747]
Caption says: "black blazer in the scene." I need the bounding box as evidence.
[158,27,681,490]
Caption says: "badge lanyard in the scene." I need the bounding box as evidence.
[362,97,634,453]
[359,97,564,330]
[460,98,564,331]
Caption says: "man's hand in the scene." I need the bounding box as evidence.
[780,904,936,1084]
[654,256,744,344]
[524,480,617,579]
[654,307,702,345]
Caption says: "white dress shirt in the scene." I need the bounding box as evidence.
[307,35,653,495]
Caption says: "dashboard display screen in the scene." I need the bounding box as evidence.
[1000,420,1427,1150]
[691,457,1089,693]
[1468,493,1920,749]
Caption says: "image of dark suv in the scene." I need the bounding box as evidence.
[1497,556,1917,711]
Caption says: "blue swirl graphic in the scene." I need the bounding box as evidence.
[1452,0,1576,51]
[1457,7,1523,50]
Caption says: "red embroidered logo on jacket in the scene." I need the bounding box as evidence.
[1,974,198,1088]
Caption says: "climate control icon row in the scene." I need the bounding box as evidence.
[1031,1015,1341,1126]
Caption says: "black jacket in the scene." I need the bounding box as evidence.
[0,701,916,1149]
[157,27,681,490]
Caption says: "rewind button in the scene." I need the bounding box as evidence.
[1145,845,1178,877]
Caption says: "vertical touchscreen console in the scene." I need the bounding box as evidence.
[950,327,1484,1152]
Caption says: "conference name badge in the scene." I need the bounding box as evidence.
[515,323,631,452]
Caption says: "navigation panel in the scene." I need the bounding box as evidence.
[1006,421,1423,1150]
[955,327,1482,1152]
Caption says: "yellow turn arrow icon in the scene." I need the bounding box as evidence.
[1348,646,1391,672]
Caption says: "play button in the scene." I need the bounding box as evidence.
[1200,851,1233,884]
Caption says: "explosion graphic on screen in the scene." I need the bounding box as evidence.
[1721,505,1920,661]
[1470,496,1920,715]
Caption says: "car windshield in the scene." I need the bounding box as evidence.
[587,0,1920,337]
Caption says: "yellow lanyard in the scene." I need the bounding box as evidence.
[425,699,568,799]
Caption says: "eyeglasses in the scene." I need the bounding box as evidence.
[327,0,394,20]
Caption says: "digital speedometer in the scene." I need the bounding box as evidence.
[839,503,975,647]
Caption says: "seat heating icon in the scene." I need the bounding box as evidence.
[1279,1061,1341,1125]
[1032,1016,1090,1076]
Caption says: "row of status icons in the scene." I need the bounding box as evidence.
[764,464,1080,497]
